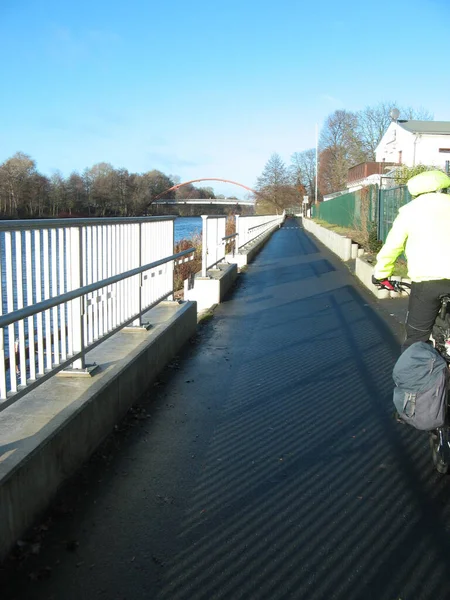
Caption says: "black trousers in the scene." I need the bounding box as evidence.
[403,279,450,351]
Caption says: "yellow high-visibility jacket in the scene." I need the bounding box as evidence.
[374,192,450,282]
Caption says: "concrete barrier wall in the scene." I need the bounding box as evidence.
[355,256,391,300]
[302,218,411,300]
[302,218,353,261]
[184,263,237,312]
[355,257,410,300]
[227,222,282,269]
[0,300,197,561]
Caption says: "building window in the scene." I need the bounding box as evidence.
[398,150,402,164]
[439,149,450,153]
[446,160,450,174]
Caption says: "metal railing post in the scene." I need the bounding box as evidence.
[70,226,85,370]
[235,215,240,251]
[201,215,208,277]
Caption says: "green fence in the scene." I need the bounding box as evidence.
[311,186,377,230]
[378,185,411,243]
[310,184,411,245]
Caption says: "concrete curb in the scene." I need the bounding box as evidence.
[303,218,411,301]
[303,218,353,261]
[184,263,238,312]
[0,300,197,561]
[227,223,282,269]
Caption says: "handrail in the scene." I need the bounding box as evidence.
[201,215,227,276]
[0,216,176,232]
[236,213,285,250]
[248,217,280,232]
[0,246,195,410]
[0,248,194,329]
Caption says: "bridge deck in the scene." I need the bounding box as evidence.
[3,218,450,600]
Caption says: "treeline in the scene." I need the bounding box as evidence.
[255,102,432,212]
[0,153,222,219]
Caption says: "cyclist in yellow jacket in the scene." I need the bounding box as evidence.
[373,170,450,350]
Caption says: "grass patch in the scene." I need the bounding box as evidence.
[312,219,367,247]
[312,218,409,277]
[364,254,408,277]
[198,309,215,324]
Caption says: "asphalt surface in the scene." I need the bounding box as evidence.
[3,217,450,600]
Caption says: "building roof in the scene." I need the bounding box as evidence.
[397,120,450,134]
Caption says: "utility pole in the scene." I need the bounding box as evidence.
[315,124,319,205]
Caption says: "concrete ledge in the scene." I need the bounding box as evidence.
[355,255,411,299]
[355,256,390,299]
[184,262,238,312]
[0,300,197,562]
[227,223,282,268]
[303,218,354,261]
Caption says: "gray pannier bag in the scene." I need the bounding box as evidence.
[392,341,448,430]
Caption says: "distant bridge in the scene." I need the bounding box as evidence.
[154,199,255,206]
[152,178,260,203]
[148,198,255,217]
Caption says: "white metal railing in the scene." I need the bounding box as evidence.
[235,212,285,250]
[201,215,227,277]
[0,217,193,410]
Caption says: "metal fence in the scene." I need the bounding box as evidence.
[0,216,194,409]
[235,213,285,250]
[311,187,377,230]
[310,185,412,244]
[200,215,227,276]
[378,185,412,242]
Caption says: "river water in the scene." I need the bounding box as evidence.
[174,217,202,243]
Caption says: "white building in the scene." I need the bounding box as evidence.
[376,120,450,171]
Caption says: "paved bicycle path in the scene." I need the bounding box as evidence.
[3,217,450,600]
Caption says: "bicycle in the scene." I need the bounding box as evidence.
[377,278,450,474]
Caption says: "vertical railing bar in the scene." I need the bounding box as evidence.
[81,226,88,354]
[70,226,85,370]
[85,226,92,344]
[51,229,59,365]
[125,224,130,322]
[142,222,148,310]
[169,218,175,299]
[117,223,121,327]
[15,231,26,385]
[43,229,52,371]
[35,231,44,375]
[93,225,99,341]
[110,225,116,331]
[5,232,17,392]
[95,226,101,338]
[201,215,208,277]
[126,224,132,321]
[102,226,107,336]
[66,228,74,358]
[120,224,125,324]
[0,233,7,398]
[59,228,67,361]
[25,231,36,381]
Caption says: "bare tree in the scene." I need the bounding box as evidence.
[356,101,434,160]
[66,172,87,215]
[256,153,299,212]
[290,149,316,203]
[49,171,67,216]
[319,110,364,194]
[0,152,37,216]
[400,105,434,121]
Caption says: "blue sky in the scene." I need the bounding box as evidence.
[0,0,449,198]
